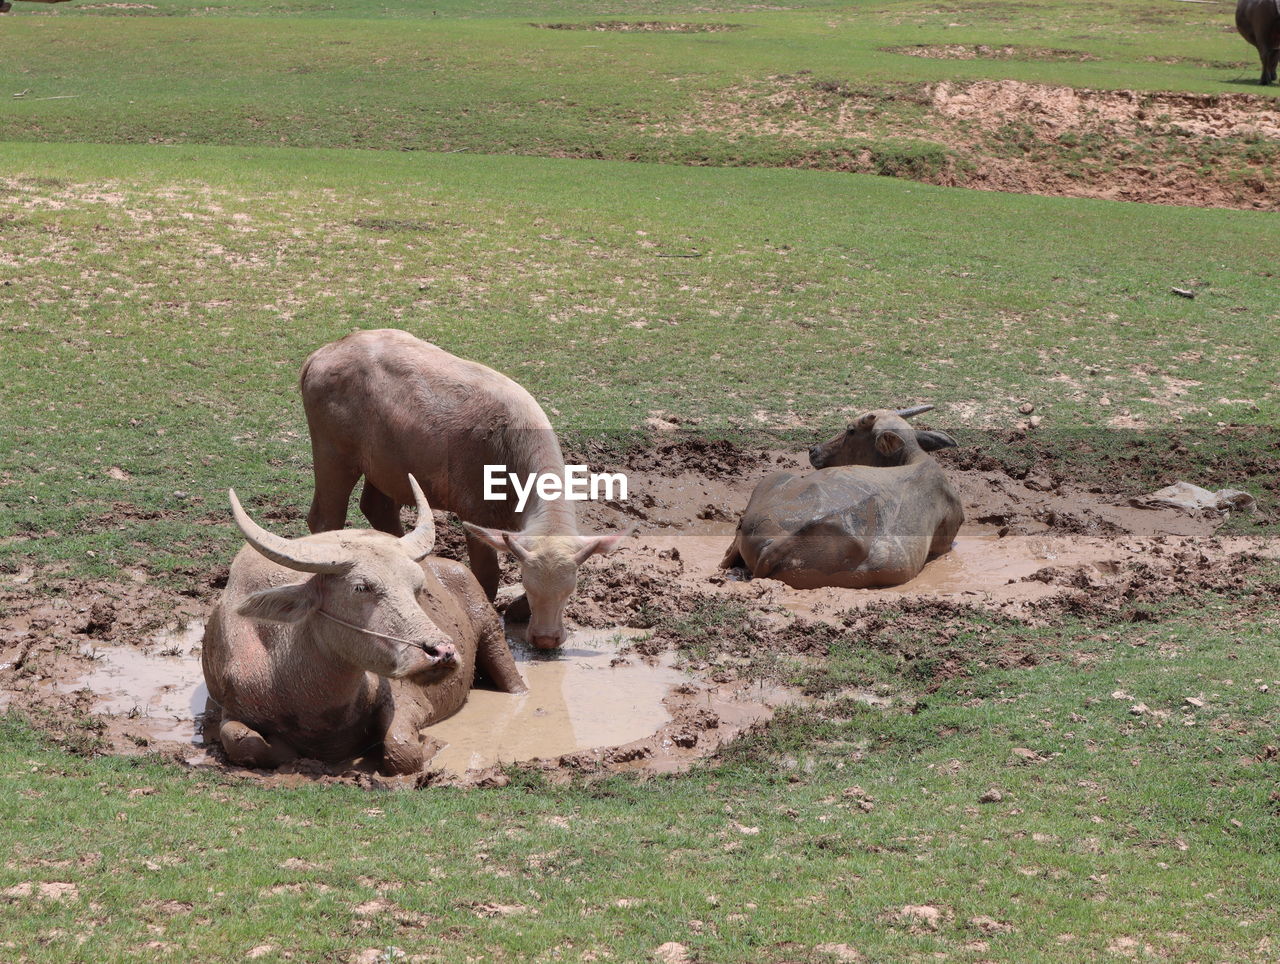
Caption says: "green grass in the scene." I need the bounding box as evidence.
[1,0,1273,165]
[3,1,1280,960]
[3,584,1278,962]
[2,142,1278,579]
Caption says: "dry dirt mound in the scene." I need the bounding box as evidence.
[882,44,1097,62]
[659,76,1280,210]
[930,80,1280,141]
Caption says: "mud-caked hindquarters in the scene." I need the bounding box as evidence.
[724,460,962,590]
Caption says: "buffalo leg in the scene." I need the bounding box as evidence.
[718,537,745,571]
[219,719,299,769]
[465,531,501,600]
[379,701,428,776]
[476,612,527,694]
[360,481,404,536]
[307,441,360,533]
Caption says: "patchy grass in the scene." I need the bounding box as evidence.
[2,579,1278,962]
[0,0,1274,200]
[3,1,1280,960]
[2,143,1278,580]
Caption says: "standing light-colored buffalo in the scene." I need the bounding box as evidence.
[719,406,963,589]
[301,329,628,650]
[1237,0,1280,85]
[202,477,525,775]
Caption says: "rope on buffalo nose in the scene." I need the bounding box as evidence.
[314,609,450,656]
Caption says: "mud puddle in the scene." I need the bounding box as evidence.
[2,436,1275,781]
[61,623,209,756]
[51,619,786,781]
[574,450,1259,625]
[428,628,760,775]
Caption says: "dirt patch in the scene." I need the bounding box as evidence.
[654,76,1280,210]
[2,438,1275,783]
[1143,55,1251,69]
[531,21,741,33]
[882,44,1097,62]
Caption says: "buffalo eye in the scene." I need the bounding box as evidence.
[353,581,373,594]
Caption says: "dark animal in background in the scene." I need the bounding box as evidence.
[1237,0,1280,85]
[720,406,963,589]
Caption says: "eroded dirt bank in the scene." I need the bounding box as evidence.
[659,77,1280,210]
[1,437,1274,784]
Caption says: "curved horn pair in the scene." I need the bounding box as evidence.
[230,475,436,572]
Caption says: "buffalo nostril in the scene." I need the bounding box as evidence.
[530,634,563,650]
[423,643,456,660]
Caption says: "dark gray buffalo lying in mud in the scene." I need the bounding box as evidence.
[1237,0,1280,85]
[301,329,628,650]
[720,406,963,589]
[202,477,525,775]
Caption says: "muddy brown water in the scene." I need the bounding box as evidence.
[427,629,686,773]
[62,623,208,745]
[5,445,1273,780]
[57,622,781,777]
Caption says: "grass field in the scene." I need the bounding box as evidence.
[3,141,1278,580]
[3,0,1280,961]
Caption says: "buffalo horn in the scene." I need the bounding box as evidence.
[895,404,935,418]
[398,474,437,560]
[229,489,353,574]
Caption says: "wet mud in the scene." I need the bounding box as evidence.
[1,439,1274,785]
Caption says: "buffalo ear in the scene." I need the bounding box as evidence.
[572,529,635,566]
[237,580,320,624]
[874,429,904,457]
[462,523,532,563]
[462,522,516,552]
[915,430,958,452]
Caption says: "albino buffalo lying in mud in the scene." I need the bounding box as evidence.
[301,328,628,650]
[1237,0,1280,85]
[202,477,525,775]
[720,406,963,589]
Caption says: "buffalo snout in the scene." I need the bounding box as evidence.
[809,446,827,469]
[530,631,565,650]
[423,640,458,664]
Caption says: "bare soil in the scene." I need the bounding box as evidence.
[531,21,741,33]
[659,76,1280,210]
[880,44,1098,62]
[1,439,1274,785]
